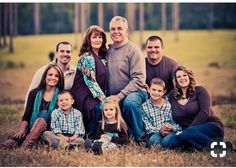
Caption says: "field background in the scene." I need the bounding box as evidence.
[0,30,236,166]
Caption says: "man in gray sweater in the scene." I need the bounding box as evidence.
[106,16,148,143]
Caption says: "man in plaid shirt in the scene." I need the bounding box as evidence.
[41,91,85,149]
[142,78,181,148]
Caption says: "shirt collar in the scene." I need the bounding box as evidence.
[113,38,129,49]
[54,59,76,73]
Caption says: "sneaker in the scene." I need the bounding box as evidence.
[92,141,103,155]
[84,138,93,151]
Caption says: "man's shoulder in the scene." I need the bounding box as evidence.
[163,56,177,63]
[162,56,178,67]
[68,64,76,72]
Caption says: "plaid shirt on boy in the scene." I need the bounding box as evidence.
[142,99,181,135]
[51,107,85,137]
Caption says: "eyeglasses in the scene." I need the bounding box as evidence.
[59,50,71,54]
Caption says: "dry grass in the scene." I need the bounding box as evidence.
[0,104,236,167]
[0,137,236,167]
[0,30,236,166]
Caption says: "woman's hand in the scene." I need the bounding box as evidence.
[13,129,26,139]
[13,121,28,138]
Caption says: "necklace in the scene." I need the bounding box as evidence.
[180,96,188,99]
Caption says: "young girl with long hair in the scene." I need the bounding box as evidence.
[84,97,129,155]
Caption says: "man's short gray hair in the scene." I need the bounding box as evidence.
[109,16,128,29]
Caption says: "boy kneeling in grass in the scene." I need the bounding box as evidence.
[41,91,85,150]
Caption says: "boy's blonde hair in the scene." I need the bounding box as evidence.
[101,97,127,131]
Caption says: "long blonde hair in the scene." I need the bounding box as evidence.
[101,97,127,132]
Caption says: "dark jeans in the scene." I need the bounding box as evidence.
[161,123,224,151]
[120,90,148,141]
[84,103,102,139]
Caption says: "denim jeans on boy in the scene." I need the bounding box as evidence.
[120,90,148,142]
[146,132,177,148]
[161,123,224,151]
[84,103,102,139]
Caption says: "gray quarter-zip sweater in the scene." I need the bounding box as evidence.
[106,39,146,100]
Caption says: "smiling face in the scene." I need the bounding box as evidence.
[90,30,103,53]
[56,43,72,66]
[146,39,163,64]
[103,102,117,121]
[109,19,128,45]
[148,84,166,102]
[176,70,190,89]
[57,92,74,113]
[45,67,59,88]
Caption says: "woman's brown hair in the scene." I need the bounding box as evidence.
[38,64,64,91]
[173,66,196,100]
[79,25,107,59]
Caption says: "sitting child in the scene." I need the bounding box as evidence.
[84,97,129,155]
[41,91,85,150]
[142,78,181,148]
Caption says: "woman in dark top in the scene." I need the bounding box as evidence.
[0,64,64,149]
[161,66,224,151]
[70,25,108,138]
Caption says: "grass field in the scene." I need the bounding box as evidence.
[0,30,236,166]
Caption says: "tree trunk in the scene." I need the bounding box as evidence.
[9,3,14,53]
[74,3,79,50]
[112,3,118,16]
[161,3,167,33]
[86,4,90,28]
[34,3,40,35]
[139,3,144,49]
[3,3,8,46]
[208,3,214,31]
[172,3,179,41]
[74,3,79,33]
[98,3,104,29]
[126,3,135,32]
[80,3,87,33]
[0,4,3,47]
[13,3,18,36]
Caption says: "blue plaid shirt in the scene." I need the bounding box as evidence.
[51,107,85,137]
[142,99,181,135]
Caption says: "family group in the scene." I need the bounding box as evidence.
[0,16,228,155]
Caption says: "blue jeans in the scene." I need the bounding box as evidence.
[161,123,224,151]
[84,103,102,139]
[120,90,148,141]
[146,132,177,148]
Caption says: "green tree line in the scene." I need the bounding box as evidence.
[1,3,236,36]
